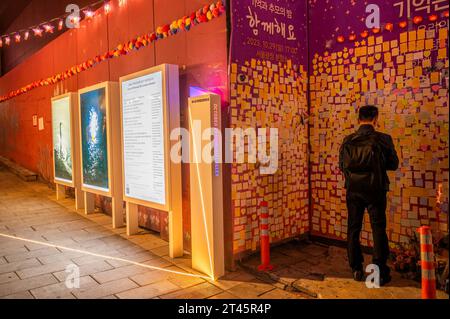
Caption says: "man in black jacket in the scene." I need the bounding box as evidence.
[339,105,399,286]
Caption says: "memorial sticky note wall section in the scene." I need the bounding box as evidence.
[309,24,449,248]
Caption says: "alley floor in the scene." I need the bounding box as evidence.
[0,166,447,299]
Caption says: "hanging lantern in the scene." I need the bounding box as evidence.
[428,14,438,22]
[33,28,43,36]
[0,38,3,48]
[413,16,423,24]
[58,20,64,31]
[372,27,381,34]
[84,10,95,19]
[337,35,345,43]
[104,1,112,14]
[70,16,80,25]
[385,23,394,31]
[398,21,408,28]
[24,31,30,40]
[348,33,356,41]
[360,30,369,38]
[5,37,11,46]
[15,34,21,43]
[43,24,54,33]
[444,11,449,18]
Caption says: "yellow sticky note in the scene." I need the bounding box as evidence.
[400,43,408,53]
[400,32,408,43]
[417,29,426,40]
[425,39,434,50]
[439,28,448,40]
[431,72,439,84]
[414,66,422,77]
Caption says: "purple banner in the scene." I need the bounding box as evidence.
[230,0,308,67]
[309,0,449,54]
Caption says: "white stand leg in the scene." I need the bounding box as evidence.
[75,187,84,210]
[56,184,65,201]
[112,196,124,229]
[84,192,96,215]
[126,202,139,236]
[169,210,184,258]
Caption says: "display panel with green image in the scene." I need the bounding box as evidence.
[52,97,73,183]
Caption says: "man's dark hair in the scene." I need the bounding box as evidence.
[359,105,379,121]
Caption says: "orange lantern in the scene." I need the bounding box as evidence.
[413,16,423,24]
[428,14,438,22]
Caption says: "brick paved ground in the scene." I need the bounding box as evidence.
[0,166,447,299]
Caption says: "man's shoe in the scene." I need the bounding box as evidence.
[353,270,364,282]
[380,274,392,286]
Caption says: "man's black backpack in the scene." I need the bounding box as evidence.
[341,133,385,193]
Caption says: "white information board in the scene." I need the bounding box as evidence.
[121,71,166,205]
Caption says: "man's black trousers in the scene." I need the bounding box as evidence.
[346,191,390,276]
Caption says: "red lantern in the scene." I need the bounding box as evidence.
[43,24,54,33]
[348,33,356,41]
[385,23,394,31]
[398,21,408,28]
[33,28,43,37]
[104,2,111,14]
[372,27,381,34]
[337,35,345,43]
[360,30,369,38]
[444,11,449,18]
[84,10,95,19]
[413,16,423,24]
[428,14,438,22]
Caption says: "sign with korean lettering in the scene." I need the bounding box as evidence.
[230,0,307,65]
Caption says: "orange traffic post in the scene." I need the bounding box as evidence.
[418,226,436,299]
[258,201,274,272]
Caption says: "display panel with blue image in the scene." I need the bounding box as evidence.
[80,88,109,191]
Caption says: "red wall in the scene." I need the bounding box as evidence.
[0,0,228,176]
[0,0,229,254]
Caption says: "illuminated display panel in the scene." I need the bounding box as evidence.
[121,71,166,206]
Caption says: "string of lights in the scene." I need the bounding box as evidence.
[0,0,125,48]
[0,1,225,103]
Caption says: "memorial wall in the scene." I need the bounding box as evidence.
[309,0,449,249]
[229,0,310,257]
[0,0,448,263]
